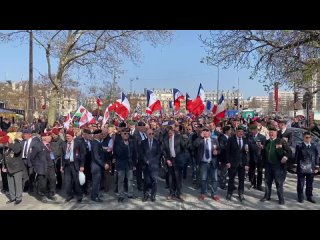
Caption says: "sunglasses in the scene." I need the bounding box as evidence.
[122,132,130,135]
[304,136,312,138]
[187,129,192,131]
[148,133,154,135]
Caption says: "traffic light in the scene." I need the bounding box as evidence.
[234,98,239,106]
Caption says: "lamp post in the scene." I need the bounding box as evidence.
[28,30,34,123]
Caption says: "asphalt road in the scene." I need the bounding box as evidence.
[1,172,320,210]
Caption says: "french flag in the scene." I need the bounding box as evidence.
[169,100,173,109]
[96,96,102,108]
[191,83,205,116]
[206,101,212,111]
[213,94,226,123]
[115,92,131,120]
[102,104,112,126]
[186,92,193,112]
[146,90,162,115]
[173,88,185,111]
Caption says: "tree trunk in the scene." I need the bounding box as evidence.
[47,87,59,126]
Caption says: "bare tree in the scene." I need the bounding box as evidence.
[200,30,320,94]
[1,30,172,125]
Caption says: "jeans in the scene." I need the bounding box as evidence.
[200,162,218,196]
[118,169,133,198]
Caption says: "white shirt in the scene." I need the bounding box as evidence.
[237,137,243,149]
[22,137,33,159]
[281,128,286,135]
[169,135,176,158]
[304,142,311,148]
[202,137,212,163]
[66,141,74,162]
[130,128,135,135]
[224,134,229,140]
[85,139,91,151]
[139,131,146,141]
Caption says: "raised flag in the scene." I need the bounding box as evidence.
[146,90,162,115]
[173,88,185,111]
[63,113,71,129]
[191,84,205,116]
[79,108,94,127]
[96,96,102,107]
[206,101,212,111]
[186,93,193,112]
[169,100,173,109]
[73,105,86,118]
[102,104,112,126]
[115,92,130,120]
[213,94,226,124]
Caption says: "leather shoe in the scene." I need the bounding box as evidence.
[40,196,48,203]
[198,194,205,201]
[279,200,285,205]
[226,194,232,201]
[48,195,57,201]
[212,195,220,201]
[257,186,264,192]
[260,197,271,202]
[307,197,316,204]
[298,198,304,203]
[142,195,149,202]
[65,196,73,202]
[14,200,22,205]
[127,195,137,199]
[150,196,156,202]
[6,199,15,204]
[176,196,184,202]
[238,194,245,202]
[92,197,103,203]
[118,197,125,202]
[77,198,82,203]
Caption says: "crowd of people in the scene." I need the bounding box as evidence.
[0,114,319,206]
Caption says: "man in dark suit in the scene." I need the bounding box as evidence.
[261,126,292,205]
[226,126,250,202]
[81,128,93,195]
[61,129,86,203]
[277,120,292,146]
[294,131,319,203]
[113,128,137,202]
[247,124,266,191]
[90,129,108,202]
[133,121,148,191]
[39,132,57,202]
[50,128,64,190]
[163,127,187,201]
[141,129,161,202]
[218,126,232,190]
[194,127,221,201]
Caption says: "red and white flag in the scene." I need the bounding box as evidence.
[213,94,226,124]
[79,107,94,127]
[102,104,112,127]
[186,92,193,112]
[63,113,71,129]
[115,92,131,120]
[146,90,162,114]
[173,88,185,112]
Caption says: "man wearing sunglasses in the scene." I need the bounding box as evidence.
[140,129,161,202]
[113,128,137,202]
[294,132,319,203]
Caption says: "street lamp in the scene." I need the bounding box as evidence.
[130,77,139,94]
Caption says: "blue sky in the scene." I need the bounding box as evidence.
[0,30,280,99]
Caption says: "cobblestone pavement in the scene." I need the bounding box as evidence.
[1,172,320,210]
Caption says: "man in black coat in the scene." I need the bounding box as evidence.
[261,126,292,205]
[113,128,137,202]
[294,131,319,203]
[225,126,250,202]
[81,128,93,195]
[50,128,64,190]
[247,125,266,191]
[218,126,232,190]
[141,129,161,202]
[2,134,24,204]
[163,127,187,201]
[90,129,108,202]
[62,129,86,203]
[277,120,292,146]
[39,132,57,202]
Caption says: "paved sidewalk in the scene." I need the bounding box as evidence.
[1,173,320,210]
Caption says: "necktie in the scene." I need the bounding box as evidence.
[308,145,311,149]
[149,140,152,149]
[23,141,28,158]
[205,139,210,159]
[238,138,242,148]
[46,143,50,150]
